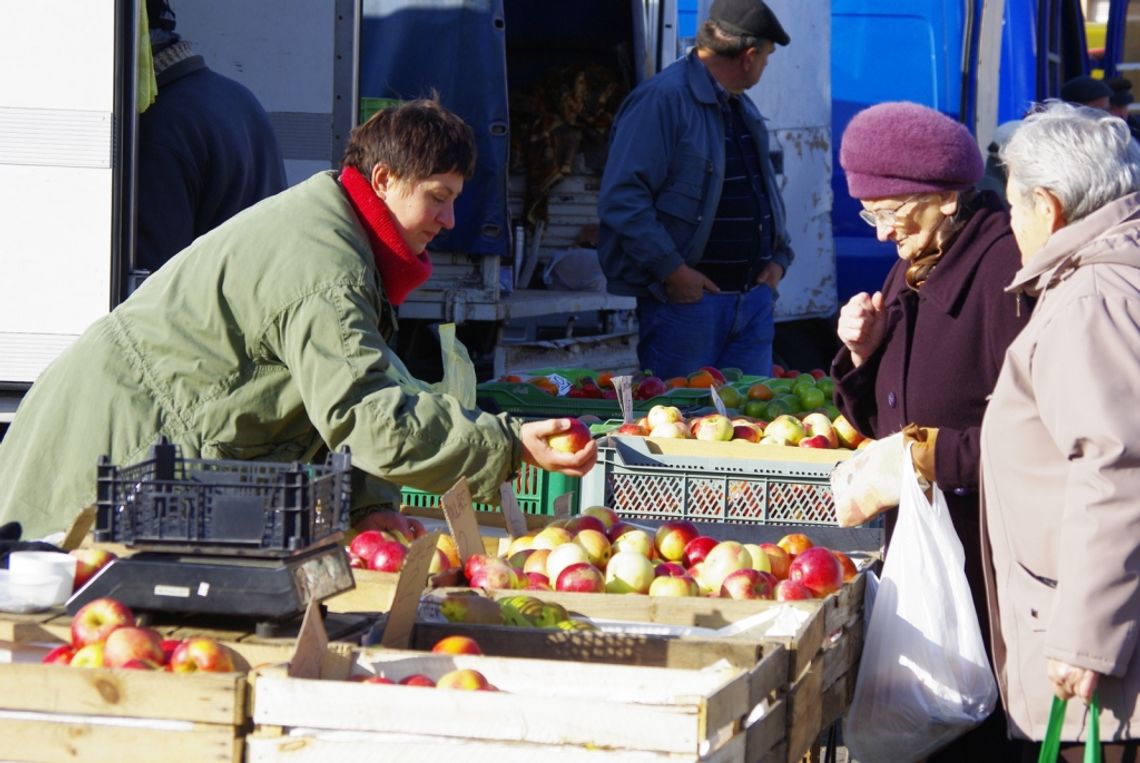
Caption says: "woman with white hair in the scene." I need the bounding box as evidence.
[981,100,1140,760]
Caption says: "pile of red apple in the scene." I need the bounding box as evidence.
[42,596,235,672]
[612,404,866,451]
[346,516,437,573]
[350,636,498,691]
[458,507,858,601]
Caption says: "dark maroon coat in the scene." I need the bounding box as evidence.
[831,191,1029,641]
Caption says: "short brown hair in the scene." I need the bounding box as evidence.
[341,98,477,181]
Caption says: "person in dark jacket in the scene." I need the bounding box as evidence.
[597,0,793,379]
[831,101,1031,760]
[136,0,286,273]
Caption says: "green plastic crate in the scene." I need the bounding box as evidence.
[400,463,579,516]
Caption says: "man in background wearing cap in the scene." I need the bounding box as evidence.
[1060,75,1113,111]
[597,0,793,379]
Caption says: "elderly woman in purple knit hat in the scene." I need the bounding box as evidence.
[831,102,1031,759]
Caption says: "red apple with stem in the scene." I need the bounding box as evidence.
[70,597,135,649]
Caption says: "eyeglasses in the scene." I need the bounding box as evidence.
[858,195,926,228]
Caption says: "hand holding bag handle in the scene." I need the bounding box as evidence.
[1038,692,1101,763]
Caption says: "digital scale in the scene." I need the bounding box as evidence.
[66,541,363,638]
[68,440,368,637]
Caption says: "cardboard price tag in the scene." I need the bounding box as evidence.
[439,477,484,563]
[499,483,528,539]
[547,373,574,396]
[287,597,330,679]
[380,530,442,649]
[613,375,634,423]
[553,492,573,519]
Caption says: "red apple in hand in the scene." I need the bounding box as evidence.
[70,548,118,592]
[546,418,593,453]
[169,637,235,673]
[71,597,135,648]
[788,547,844,598]
[103,626,165,668]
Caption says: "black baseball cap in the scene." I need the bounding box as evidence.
[709,0,791,46]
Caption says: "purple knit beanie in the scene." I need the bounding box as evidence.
[839,102,984,199]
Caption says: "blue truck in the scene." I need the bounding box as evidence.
[831,0,1125,303]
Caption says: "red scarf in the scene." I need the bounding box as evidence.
[339,166,432,306]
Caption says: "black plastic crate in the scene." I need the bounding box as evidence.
[95,439,352,556]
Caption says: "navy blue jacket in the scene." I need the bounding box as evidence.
[136,56,286,272]
[597,51,792,300]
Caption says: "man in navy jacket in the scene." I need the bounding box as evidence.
[597,0,793,379]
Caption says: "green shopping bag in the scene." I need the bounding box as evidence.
[1038,692,1101,763]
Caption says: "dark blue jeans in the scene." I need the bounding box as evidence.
[635,287,774,379]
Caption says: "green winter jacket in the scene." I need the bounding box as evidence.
[0,171,521,539]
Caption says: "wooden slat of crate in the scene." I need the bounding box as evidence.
[746,696,789,763]
[412,620,769,670]
[483,588,825,681]
[253,650,749,756]
[0,714,241,763]
[246,727,745,762]
[0,662,247,724]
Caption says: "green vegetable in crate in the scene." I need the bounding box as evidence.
[556,618,599,632]
[438,592,505,626]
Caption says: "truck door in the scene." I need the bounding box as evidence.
[0,1,127,423]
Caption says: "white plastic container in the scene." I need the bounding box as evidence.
[8,551,76,607]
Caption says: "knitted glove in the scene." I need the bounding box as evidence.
[901,423,939,487]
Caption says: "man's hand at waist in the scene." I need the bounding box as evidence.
[755,261,785,289]
[665,263,720,303]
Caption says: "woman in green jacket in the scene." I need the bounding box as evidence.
[0,99,595,540]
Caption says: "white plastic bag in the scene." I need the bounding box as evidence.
[843,446,998,763]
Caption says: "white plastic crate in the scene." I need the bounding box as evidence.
[581,436,842,525]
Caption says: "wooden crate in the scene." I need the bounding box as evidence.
[410,573,867,763]
[0,614,355,763]
[247,648,752,761]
